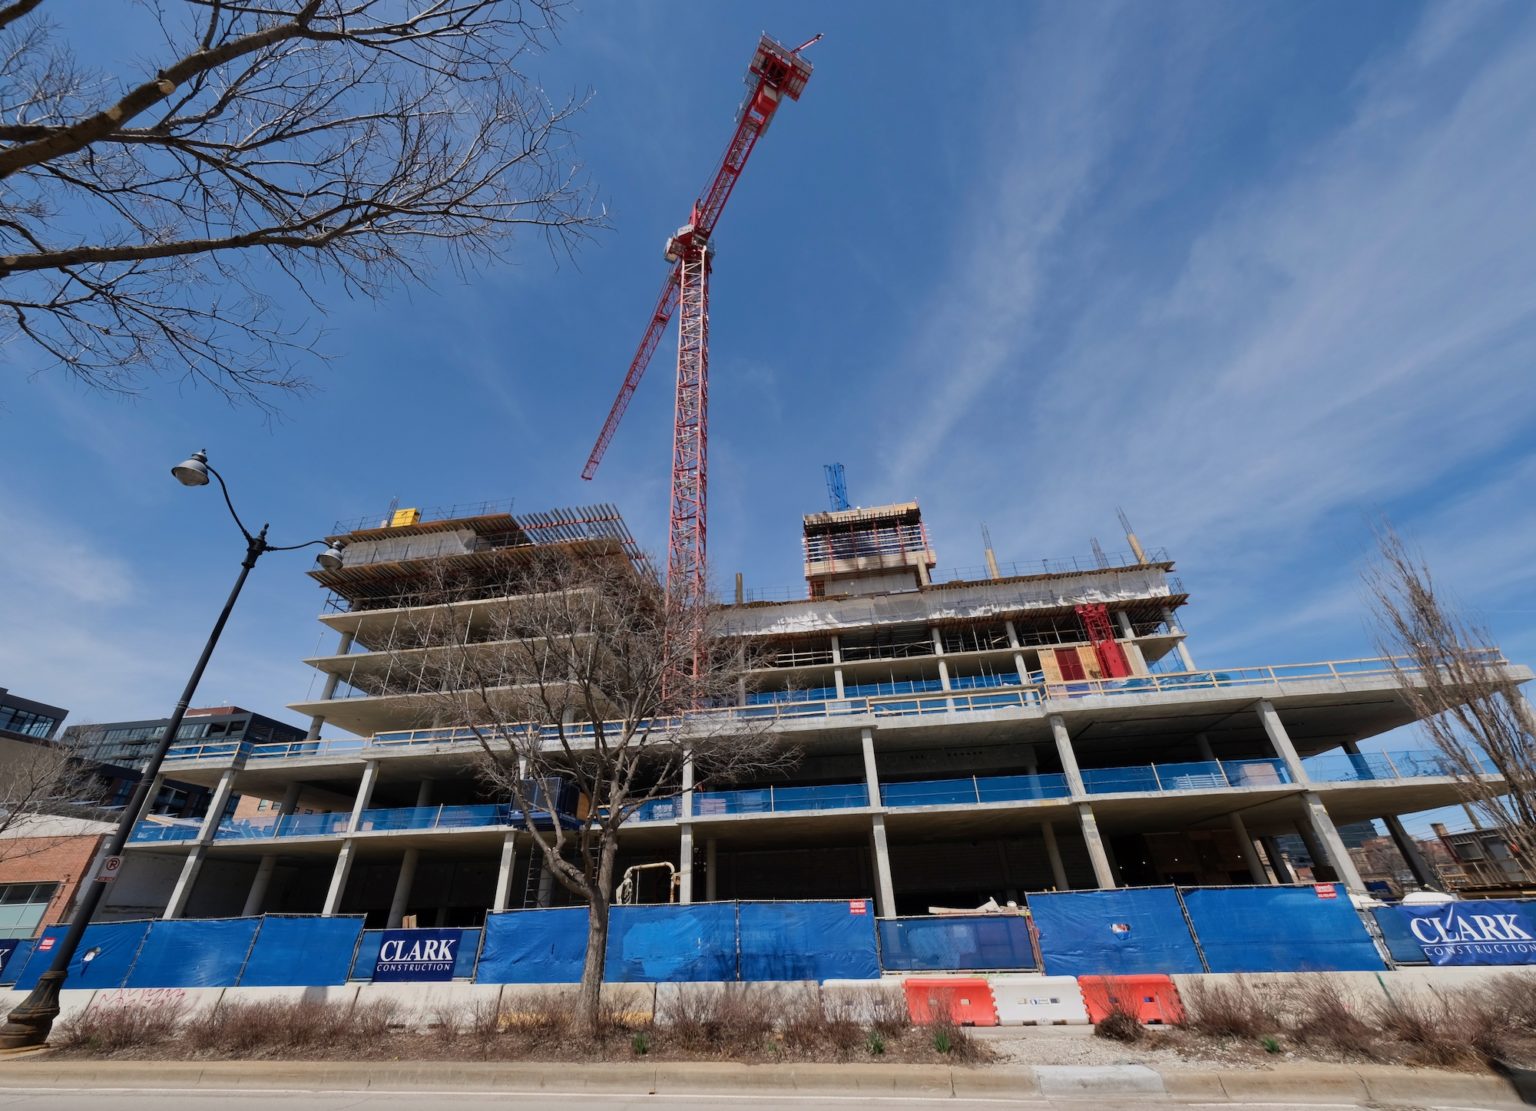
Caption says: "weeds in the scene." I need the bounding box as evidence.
[54,996,183,1053]
[1179,977,1278,1040]
[1279,977,1375,1057]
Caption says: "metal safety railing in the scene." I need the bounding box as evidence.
[158,653,1511,768]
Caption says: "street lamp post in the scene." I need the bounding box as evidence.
[0,451,344,1050]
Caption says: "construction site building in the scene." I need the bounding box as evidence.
[110,497,1527,926]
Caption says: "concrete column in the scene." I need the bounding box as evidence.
[242,781,302,916]
[1229,812,1268,884]
[681,750,695,819]
[1257,701,1308,784]
[1022,746,1039,775]
[241,856,279,916]
[1259,836,1294,883]
[165,763,240,918]
[162,847,206,919]
[870,814,897,918]
[1115,611,1135,639]
[535,859,554,908]
[1293,820,1328,874]
[1383,814,1437,888]
[1050,715,1086,797]
[678,825,694,904]
[321,840,356,916]
[386,848,420,928]
[308,631,355,739]
[931,628,951,692]
[1005,620,1030,684]
[1077,803,1116,889]
[346,760,381,832]
[1300,792,1367,894]
[1164,609,1195,670]
[1041,822,1068,890]
[142,773,166,815]
[831,635,846,699]
[705,839,718,902]
[492,832,518,912]
[860,727,881,807]
[1195,733,1216,762]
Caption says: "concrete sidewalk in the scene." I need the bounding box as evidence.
[0,1057,1525,1107]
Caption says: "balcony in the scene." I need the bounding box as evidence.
[128,823,201,843]
[1302,749,1492,782]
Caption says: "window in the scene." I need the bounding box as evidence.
[0,706,60,738]
[0,882,58,939]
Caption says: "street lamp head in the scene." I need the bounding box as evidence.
[172,450,211,487]
[315,540,346,571]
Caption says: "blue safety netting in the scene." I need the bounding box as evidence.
[124,916,261,987]
[476,907,588,983]
[605,903,736,982]
[239,915,365,986]
[876,915,1036,972]
[739,902,880,981]
[1372,900,1536,966]
[1180,886,1383,972]
[10,919,152,990]
[1028,888,1204,976]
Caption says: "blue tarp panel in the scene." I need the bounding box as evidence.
[1372,901,1536,966]
[11,920,152,990]
[604,903,736,982]
[125,917,260,987]
[1029,889,1204,976]
[876,916,1036,972]
[239,916,364,986]
[740,902,880,981]
[476,908,588,983]
[0,939,26,983]
[1181,886,1383,972]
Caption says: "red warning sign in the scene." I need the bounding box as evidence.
[848,899,868,915]
[1314,883,1337,899]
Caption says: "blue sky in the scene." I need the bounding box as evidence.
[3,2,1534,835]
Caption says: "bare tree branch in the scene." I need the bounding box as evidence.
[0,738,105,867]
[363,548,790,1036]
[0,0,606,408]
[1365,522,1536,866]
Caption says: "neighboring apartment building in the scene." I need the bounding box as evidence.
[0,814,114,941]
[1431,822,1536,895]
[62,707,309,820]
[112,498,1527,928]
[0,687,66,743]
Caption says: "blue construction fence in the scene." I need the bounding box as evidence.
[6,892,1533,989]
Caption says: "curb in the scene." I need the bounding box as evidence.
[0,1057,1525,1104]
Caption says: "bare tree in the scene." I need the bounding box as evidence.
[1366,524,1536,865]
[375,548,790,1036]
[0,738,104,865]
[0,1,604,406]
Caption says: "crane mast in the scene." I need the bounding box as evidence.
[582,34,818,614]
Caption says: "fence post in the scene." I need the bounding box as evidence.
[769,785,775,814]
[1151,764,1163,792]
[1382,751,1402,780]
[972,776,980,804]
[433,804,445,829]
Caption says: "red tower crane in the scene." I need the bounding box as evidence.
[581,33,819,611]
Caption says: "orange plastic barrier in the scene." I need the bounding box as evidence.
[1078,974,1184,1025]
[903,977,998,1027]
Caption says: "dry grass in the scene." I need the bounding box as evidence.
[49,986,976,1065]
[1173,972,1536,1073]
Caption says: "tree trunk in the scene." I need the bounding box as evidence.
[574,890,611,1038]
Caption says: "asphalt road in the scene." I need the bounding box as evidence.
[0,1090,1493,1111]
